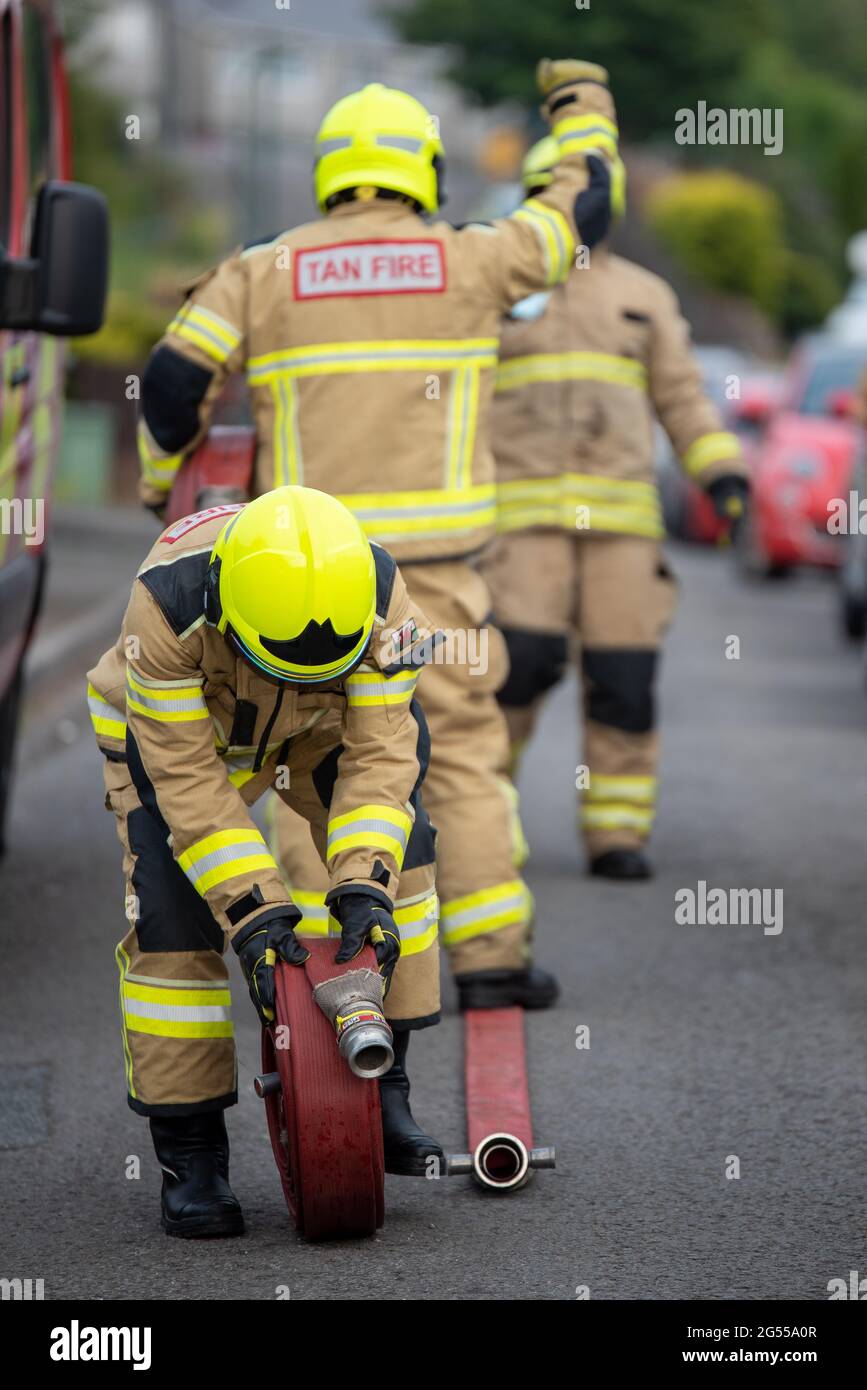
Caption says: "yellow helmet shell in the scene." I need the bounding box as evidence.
[213,487,376,685]
[314,82,444,213]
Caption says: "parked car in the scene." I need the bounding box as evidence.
[734,338,867,580]
[0,0,108,849]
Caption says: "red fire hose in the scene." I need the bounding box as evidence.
[257,942,385,1241]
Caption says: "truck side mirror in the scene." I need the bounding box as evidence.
[0,181,109,335]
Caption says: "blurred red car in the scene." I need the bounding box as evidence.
[735,339,867,578]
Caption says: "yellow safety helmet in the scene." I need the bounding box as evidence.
[205,487,376,686]
[314,82,445,214]
[521,135,627,220]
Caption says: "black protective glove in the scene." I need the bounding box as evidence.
[332,893,401,994]
[144,499,167,522]
[573,155,612,251]
[707,474,750,530]
[232,909,309,1026]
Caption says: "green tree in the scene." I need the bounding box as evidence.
[386,0,773,138]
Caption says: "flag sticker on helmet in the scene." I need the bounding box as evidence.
[294,240,446,299]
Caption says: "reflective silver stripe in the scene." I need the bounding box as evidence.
[125,682,207,714]
[442,891,526,930]
[352,497,493,521]
[558,123,616,143]
[88,693,125,721]
[188,306,240,343]
[513,203,569,281]
[123,1000,232,1023]
[248,345,496,379]
[174,318,231,356]
[326,818,409,857]
[317,137,352,155]
[376,135,423,152]
[182,840,268,882]
[346,678,417,697]
[398,915,438,943]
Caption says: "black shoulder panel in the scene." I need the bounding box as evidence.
[371,542,397,620]
[139,551,211,638]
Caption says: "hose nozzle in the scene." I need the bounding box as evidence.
[447,1133,556,1191]
[336,1005,394,1079]
[313,966,393,1079]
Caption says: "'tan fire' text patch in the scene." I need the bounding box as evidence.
[294,240,446,299]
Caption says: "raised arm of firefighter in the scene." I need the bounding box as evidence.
[137,256,249,511]
[468,59,616,310]
[647,279,751,525]
[326,560,436,991]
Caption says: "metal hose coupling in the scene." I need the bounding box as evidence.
[312,967,394,1079]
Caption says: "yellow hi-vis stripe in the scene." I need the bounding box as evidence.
[585,775,657,806]
[440,879,531,947]
[553,112,619,162]
[497,473,664,539]
[87,682,127,741]
[445,364,481,491]
[126,668,210,724]
[121,977,234,1039]
[510,199,574,285]
[582,774,657,835]
[177,828,278,895]
[581,803,655,834]
[0,340,26,566]
[394,890,439,956]
[292,890,333,938]
[495,351,647,394]
[326,803,413,868]
[246,338,499,382]
[292,888,438,956]
[271,373,303,488]
[682,431,742,480]
[137,421,184,493]
[168,304,241,365]
[115,943,136,1097]
[337,483,497,541]
[344,668,419,708]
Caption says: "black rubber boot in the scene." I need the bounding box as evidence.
[456,965,560,1011]
[590,848,653,881]
[379,1032,444,1177]
[149,1111,245,1239]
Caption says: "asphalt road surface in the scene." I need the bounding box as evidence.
[1,537,865,1301]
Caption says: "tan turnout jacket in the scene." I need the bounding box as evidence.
[86,508,434,942]
[491,247,748,539]
[138,94,616,563]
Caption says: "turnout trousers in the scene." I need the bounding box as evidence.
[271,560,534,978]
[102,722,438,1117]
[482,530,678,858]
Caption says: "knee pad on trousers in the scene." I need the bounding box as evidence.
[582,647,657,733]
[497,628,568,707]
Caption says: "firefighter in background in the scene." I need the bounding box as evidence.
[134,62,613,1009]
[485,116,750,880]
[87,488,443,1237]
